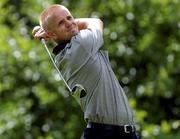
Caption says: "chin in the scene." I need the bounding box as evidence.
[72,29,78,35]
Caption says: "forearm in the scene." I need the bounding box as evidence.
[75,18,103,33]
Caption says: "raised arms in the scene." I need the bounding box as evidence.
[32,18,103,41]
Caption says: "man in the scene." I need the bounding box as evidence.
[33,4,139,139]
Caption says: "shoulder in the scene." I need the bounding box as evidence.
[70,28,103,54]
[72,28,103,43]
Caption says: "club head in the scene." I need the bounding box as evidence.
[72,84,87,98]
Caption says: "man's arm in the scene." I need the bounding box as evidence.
[75,18,103,33]
[32,18,103,40]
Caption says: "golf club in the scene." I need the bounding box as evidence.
[41,38,86,98]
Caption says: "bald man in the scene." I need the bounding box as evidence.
[33,4,140,139]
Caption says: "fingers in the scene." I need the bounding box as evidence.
[32,26,41,36]
[34,29,46,39]
[32,26,51,40]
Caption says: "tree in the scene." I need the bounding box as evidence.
[0,0,179,139]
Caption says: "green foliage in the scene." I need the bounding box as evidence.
[0,0,179,139]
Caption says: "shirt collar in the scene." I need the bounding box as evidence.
[52,41,70,55]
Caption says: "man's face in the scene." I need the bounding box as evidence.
[48,7,78,42]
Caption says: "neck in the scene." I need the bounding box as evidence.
[52,40,70,55]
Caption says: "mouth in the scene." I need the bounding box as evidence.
[68,27,78,34]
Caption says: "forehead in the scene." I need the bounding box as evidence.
[51,7,72,19]
[42,6,72,30]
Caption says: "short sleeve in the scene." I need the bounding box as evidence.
[74,28,104,55]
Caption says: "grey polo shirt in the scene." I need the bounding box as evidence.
[55,28,134,125]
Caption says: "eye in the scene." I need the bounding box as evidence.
[58,20,64,26]
[67,16,73,20]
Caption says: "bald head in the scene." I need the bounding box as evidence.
[38,4,78,43]
[39,4,71,32]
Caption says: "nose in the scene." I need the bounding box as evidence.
[65,19,72,28]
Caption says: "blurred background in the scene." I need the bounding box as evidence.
[0,0,179,139]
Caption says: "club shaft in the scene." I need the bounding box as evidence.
[41,39,72,92]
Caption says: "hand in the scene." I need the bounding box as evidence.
[75,18,103,33]
[75,19,87,30]
[32,26,51,40]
